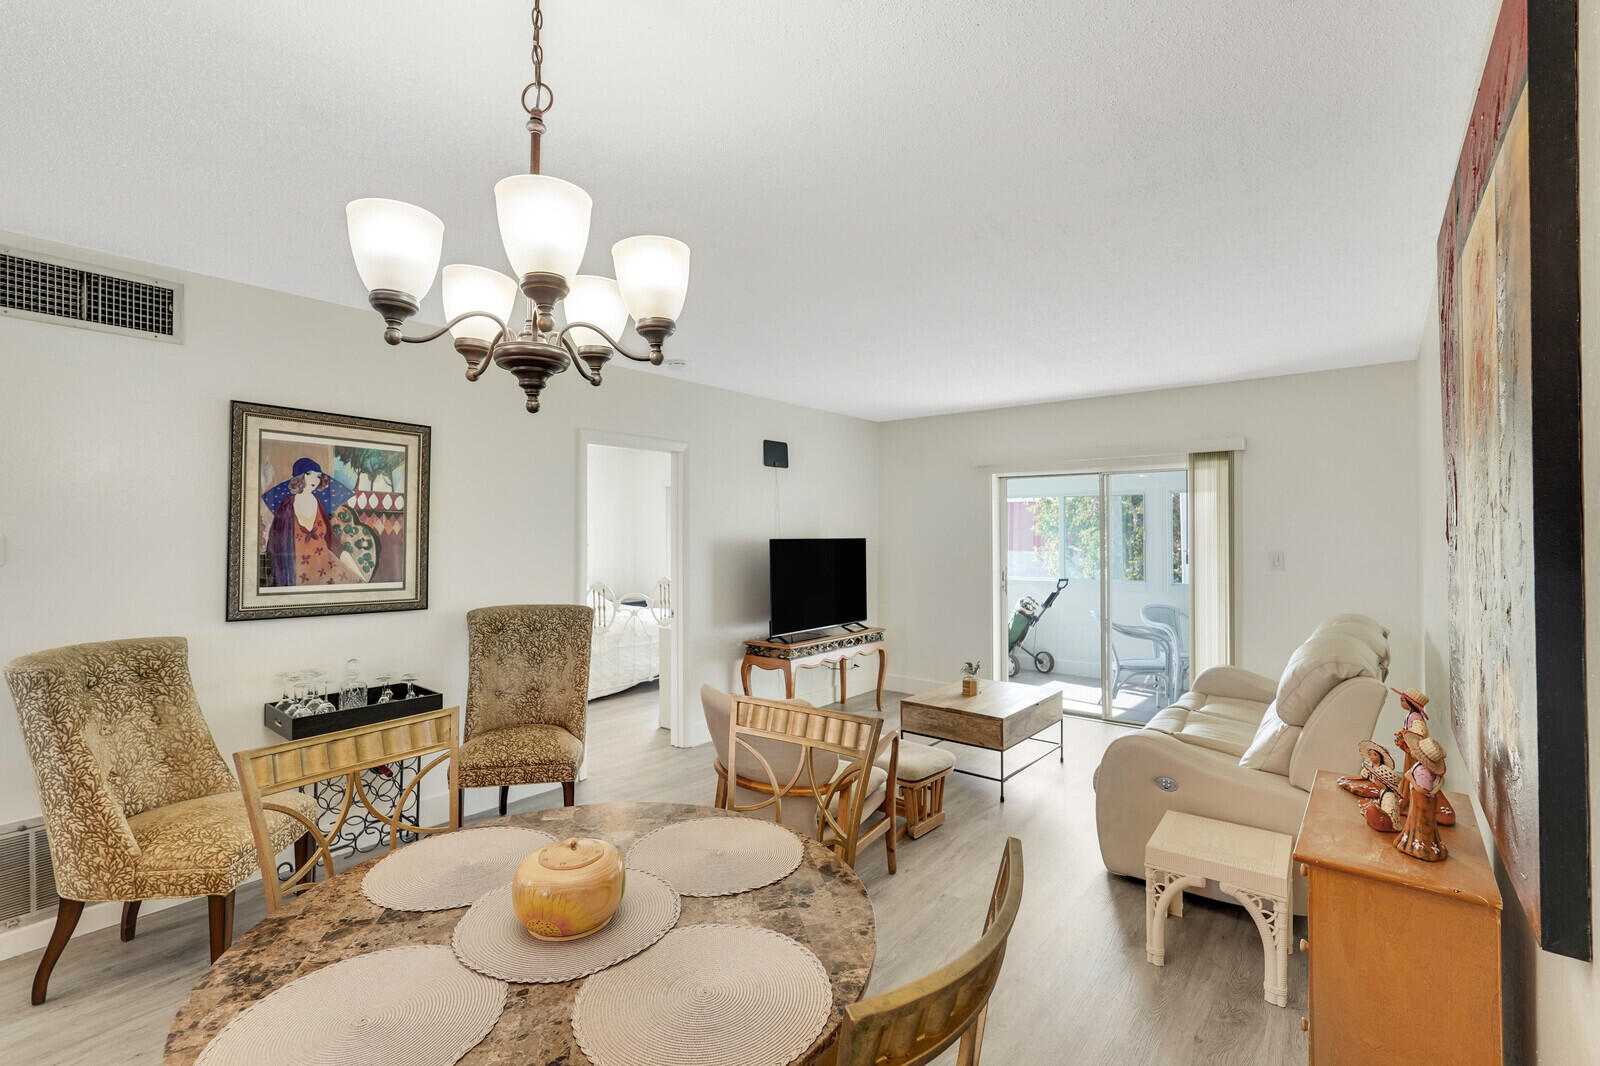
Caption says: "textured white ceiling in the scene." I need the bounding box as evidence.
[0,1,1496,421]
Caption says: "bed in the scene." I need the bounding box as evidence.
[586,582,670,699]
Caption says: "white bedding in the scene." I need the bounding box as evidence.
[588,602,662,699]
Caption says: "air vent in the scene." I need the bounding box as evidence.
[1,248,182,342]
[0,819,59,928]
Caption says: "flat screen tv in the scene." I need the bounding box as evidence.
[769,538,867,637]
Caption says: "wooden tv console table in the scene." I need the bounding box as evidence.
[741,628,887,710]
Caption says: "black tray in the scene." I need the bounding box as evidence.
[263,685,446,741]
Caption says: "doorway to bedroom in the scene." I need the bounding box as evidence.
[579,434,687,745]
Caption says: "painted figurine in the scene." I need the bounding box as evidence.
[1390,688,1455,825]
[1395,731,1449,862]
[1339,739,1396,800]
[1361,756,1406,833]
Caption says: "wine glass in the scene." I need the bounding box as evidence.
[375,673,394,703]
[400,673,418,701]
[309,671,335,714]
[272,673,295,714]
[287,671,310,718]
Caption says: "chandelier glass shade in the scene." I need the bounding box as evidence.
[564,275,628,350]
[345,199,445,302]
[343,0,689,413]
[442,265,519,346]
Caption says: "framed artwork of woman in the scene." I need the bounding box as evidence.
[227,401,430,620]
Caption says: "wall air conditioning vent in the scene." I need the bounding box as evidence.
[0,819,59,929]
[1,248,182,342]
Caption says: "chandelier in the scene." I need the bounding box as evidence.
[343,0,690,413]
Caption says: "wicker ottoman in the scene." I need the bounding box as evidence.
[886,741,958,839]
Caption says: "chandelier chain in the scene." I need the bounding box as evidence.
[522,0,553,116]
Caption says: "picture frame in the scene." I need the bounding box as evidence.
[1436,0,1588,960]
[226,401,431,621]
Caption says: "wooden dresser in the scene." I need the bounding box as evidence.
[1293,770,1502,1064]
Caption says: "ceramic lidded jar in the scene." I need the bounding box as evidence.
[511,837,626,941]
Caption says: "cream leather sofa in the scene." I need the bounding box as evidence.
[1093,615,1390,911]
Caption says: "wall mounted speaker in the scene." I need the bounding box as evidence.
[763,440,789,468]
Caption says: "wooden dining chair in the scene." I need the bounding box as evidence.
[829,837,1023,1066]
[718,692,898,874]
[233,707,462,914]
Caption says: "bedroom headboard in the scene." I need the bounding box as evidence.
[586,582,616,631]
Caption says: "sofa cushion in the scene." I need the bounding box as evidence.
[1145,691,1264,758]
[1271,636,1380,726]
[1311,619,1391,674]
[1238,707,1302,775]
[1323,612,1389,638]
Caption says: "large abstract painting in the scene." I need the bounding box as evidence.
[227,402,431,620]
[1437,0,1587,959]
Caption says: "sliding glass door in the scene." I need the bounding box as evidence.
[1001,468,1190,723]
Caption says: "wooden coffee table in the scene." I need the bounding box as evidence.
[898,681,1063,801]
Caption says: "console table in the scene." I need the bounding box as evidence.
[741,628,887,710]
[1293,770,1501,1063]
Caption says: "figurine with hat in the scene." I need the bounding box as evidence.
[1390,687,1454,826]
[1394,723,1450,862]
[1338,738,1397,800]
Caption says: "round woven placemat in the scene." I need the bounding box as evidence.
[571,924,832,1066]
[626,817,803,896]
[452,869,680,983]
[194,945,505,1066]
[362,826,556,911]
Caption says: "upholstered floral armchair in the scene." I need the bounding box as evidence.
[458,605,592,815]
[5,637,314,1004]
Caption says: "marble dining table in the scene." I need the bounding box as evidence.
[163,801,876,1066]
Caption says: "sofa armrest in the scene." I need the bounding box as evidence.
[1093,729,1314,910]
[1190,665,1278,705]
[1288,676,1387,791]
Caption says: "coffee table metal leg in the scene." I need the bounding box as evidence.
[1000,748,1005,803]
[1060,715,1065,762]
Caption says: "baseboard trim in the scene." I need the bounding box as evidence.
[884,674,939,698]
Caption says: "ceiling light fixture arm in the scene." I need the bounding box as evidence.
[386,310,513,350]
[555,321,667,366]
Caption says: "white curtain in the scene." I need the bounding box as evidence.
[1189,451,1233,673]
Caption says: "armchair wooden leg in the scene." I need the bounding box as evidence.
[207,892,235,963]
[884,813,898,875]
[31,898,83,1005]
[120,901,140,943]
[562,781,576,807]
[499,786,509,817]
[457,789,465,820]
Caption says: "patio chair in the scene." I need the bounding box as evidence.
[1093,611,1174,707]
[1139,604,1190,692]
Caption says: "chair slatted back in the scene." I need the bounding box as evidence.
[834,838,1024,1066]
[724,695,882,863]
[234,707,461,914]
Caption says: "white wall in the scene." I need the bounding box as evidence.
[586,444,671,596]
[0,236,878,833]
[880,362,1420,743]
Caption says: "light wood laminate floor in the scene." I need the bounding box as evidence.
[1,683,1308,1065]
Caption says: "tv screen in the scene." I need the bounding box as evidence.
[769,538,867,637]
